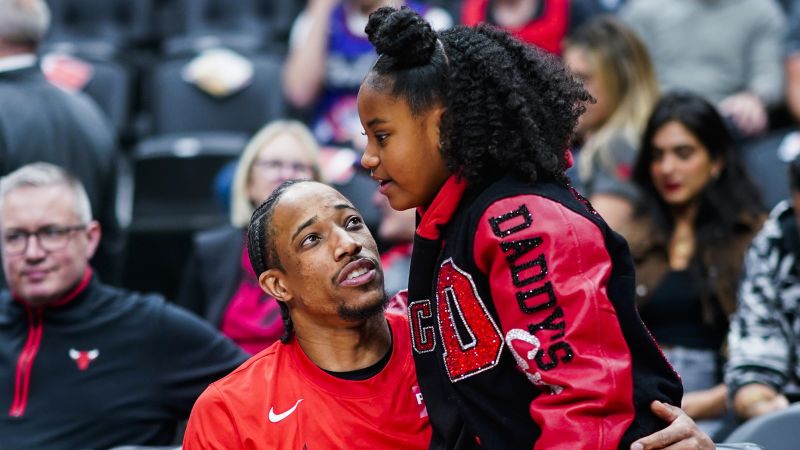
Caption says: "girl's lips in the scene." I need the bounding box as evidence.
[378,180,393,195]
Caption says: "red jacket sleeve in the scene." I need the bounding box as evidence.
[183,384,243,450]
[473,194,635,449]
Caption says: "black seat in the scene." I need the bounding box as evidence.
[126,132,246,231]
[254,0,306,53]
[147,52,285,135]
[723,403,800,450]
[738,128,797,209]
[119,132,247,298]
[44,0,154,59]
[162,0,266,55]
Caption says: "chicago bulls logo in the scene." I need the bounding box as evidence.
[69,348,99,371]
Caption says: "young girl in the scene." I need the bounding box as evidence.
[358,7,682,449]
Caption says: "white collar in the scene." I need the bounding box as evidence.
[0,53,37,73]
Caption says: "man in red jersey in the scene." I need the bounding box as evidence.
[184,180,430,449]
[184,180,715,450]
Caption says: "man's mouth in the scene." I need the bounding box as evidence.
[336,258,378,287]
[22,268,51,282]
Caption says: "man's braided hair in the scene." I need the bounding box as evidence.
[246,179,308,343]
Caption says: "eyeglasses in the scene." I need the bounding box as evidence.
[1,225,87,255]
[252,159,315,178]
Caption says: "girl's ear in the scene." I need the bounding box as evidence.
[425,105,446,147]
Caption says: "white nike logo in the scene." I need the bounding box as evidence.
[268,399,303,423]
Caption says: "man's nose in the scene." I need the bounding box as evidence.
[333,227,362,261]
[24,234,46,260]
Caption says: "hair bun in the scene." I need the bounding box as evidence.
[366,6,437,68]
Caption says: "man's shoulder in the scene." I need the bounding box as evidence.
[205,343,284,403]
[87,282,183,328]
[214,343,283,387]
[94,281,167,310]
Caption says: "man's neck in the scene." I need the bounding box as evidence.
[294,314,391,372]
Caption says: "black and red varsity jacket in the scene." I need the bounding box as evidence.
[407,175,682,450]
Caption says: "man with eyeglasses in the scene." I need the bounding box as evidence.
[0,162,248,449]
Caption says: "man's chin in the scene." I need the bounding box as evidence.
[337,292,389,321]
[17,290,57,307]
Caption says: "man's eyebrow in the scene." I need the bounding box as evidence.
[291,216,317,242]
[334,204,359,213]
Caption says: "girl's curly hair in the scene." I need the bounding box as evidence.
[365,6,590,188]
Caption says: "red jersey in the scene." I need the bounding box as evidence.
[183,313,431,449]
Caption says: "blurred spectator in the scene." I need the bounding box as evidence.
[620,93,765,437]
[786,0,800,122]
[0,0,120,285]
[177,120,323,355]
[373,191,415,297]
[461,0,609,54]
[282,0,451,148]
[0,163,246,450]
[621,0,786,137]
[563,15,659,230]
[726,154,800,422]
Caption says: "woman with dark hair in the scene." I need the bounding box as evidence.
[358,7,687,449]
[623,92,766,436]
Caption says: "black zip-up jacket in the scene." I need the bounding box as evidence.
[0,269,247,449]
[407,175,683,450]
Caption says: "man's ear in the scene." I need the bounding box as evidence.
[259,269,292,303]
[84,220,101,260]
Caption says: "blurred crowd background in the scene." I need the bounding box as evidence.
[3,0,800,446]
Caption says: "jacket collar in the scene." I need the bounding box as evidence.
[0,53,36,73]
[416,175,468,241]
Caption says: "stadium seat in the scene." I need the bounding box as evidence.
[125,132,246,231]
[147,52,285,135]
[738,128,797,209]
[44,0,154,58]
[723,403,800,450]
[42,52,133,133]
[119,132,246,298]
[255,0,306,53]
[162,0,266,55]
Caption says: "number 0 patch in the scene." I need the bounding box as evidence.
[436,259,504,382]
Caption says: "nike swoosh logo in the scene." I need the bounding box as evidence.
[268,399,303,423]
